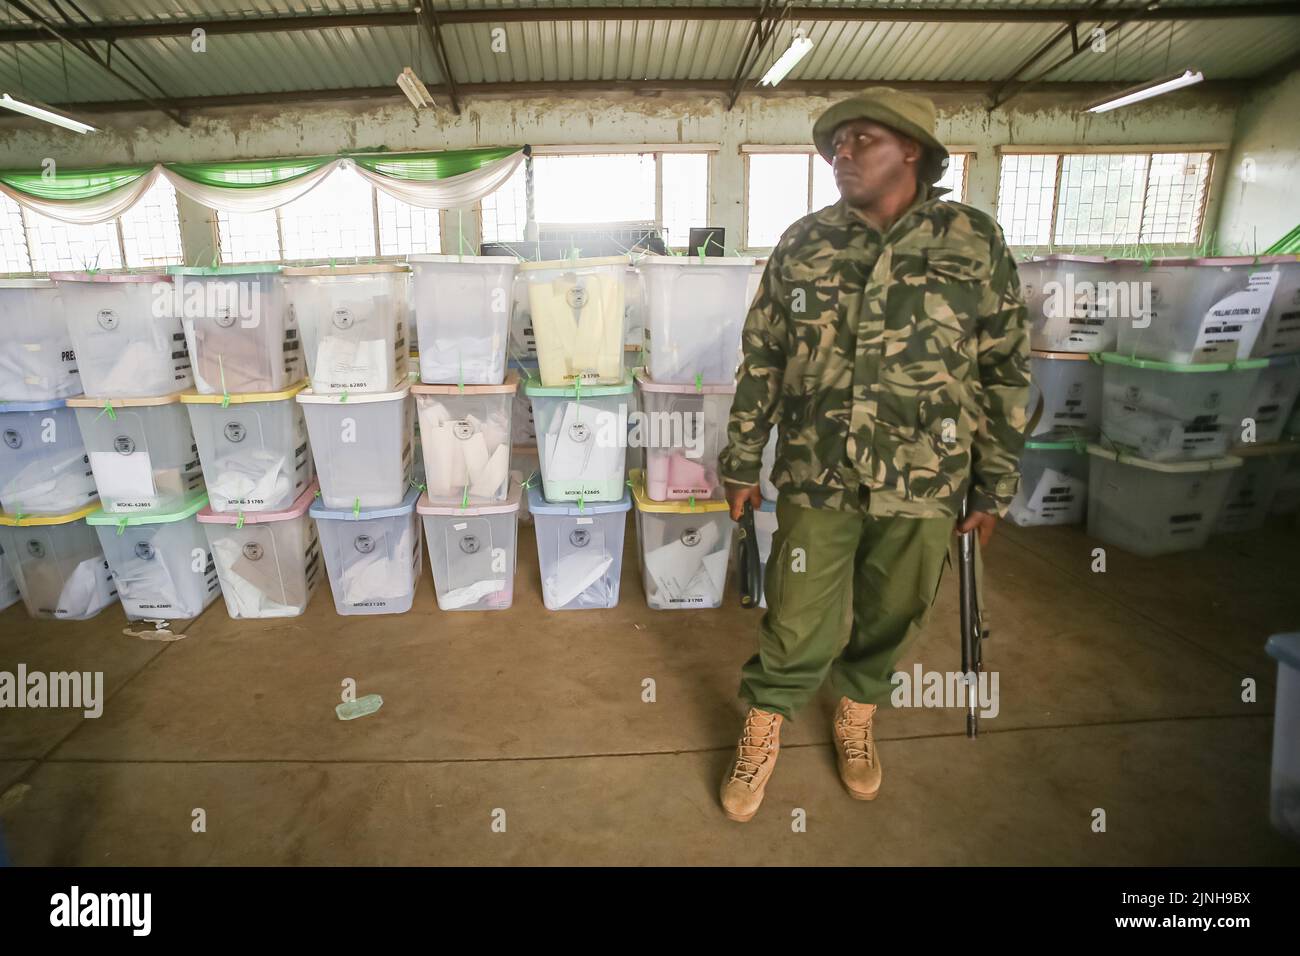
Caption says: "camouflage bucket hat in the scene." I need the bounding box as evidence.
[812,87,950,184]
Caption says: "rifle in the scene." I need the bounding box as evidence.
[957,493,987,739]
[737,499,763,609]
[960,393,1043,738]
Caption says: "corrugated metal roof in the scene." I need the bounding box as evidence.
[0,1,1295,105]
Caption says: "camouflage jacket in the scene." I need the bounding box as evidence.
[720,190,1031,518]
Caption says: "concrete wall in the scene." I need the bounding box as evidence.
[0,87,1240,258]
[1215,67,1300,254]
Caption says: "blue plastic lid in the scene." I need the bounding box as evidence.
[758,498,776,513]
[1266,632,1300,670]
[310,485,420,521]
[527,483,631,515]
[0,397,71,413]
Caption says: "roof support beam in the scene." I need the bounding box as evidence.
[416,3,460,115]
[0,4,1294,44]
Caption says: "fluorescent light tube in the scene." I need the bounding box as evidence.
[0,94,96,133]
[759,34,814,87]
[396,67,436,109]
[1086,70,1205,113]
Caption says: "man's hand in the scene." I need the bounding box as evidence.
[726,483,763,522]
[955,510,997,548]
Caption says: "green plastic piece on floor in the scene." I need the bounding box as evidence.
[336,694,383,721]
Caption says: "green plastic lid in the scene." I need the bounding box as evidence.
[1024,439,1088,452]
[85,492,210,527]
[1096,352,1267,374]
[166,264,282,276]
[522,374,634,398]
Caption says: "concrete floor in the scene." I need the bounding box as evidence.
[1,514,1298,866]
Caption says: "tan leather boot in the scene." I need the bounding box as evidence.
[832,696,881,800]
[719,707,783,822]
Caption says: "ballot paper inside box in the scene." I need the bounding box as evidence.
[1007,442,1088,527]
[635,373,733,501]
[297,384,413,510]
[525,376,632,503]
[1255,258,1300,358]
[630,469,732,610]
[640,255,755,385]
[1242,356,1300,445]
[172,265,301,396]
[1214,443,1299,534]
[0,400,98,515]
[1113,256,1285,365]
[410,254,516,386]
[197,481,321,619]
[0,278,81,402]
[412,375,516,505]
[68,392,205,516]
[183,383,313,513]
[1098,353,1265,462]
[87,493,220,621]
[1029,351,1101,441]
[1017,256,1118,354]
[528,484,629,610]
[1085,444,1240,557]
[284,264,409,395]
[0,505,118,621]
[52,271,193,399]
[417,481,521,612]
[0,541,20,611]
[518,256,632,387]
[311,486,423,616]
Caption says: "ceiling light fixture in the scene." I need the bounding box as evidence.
[396,67,436,109]
[759,30,814,88]
[0,93,96,133]
[1086,69,1205,113]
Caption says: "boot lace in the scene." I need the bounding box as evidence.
[835,703,875,766]
[729,711,779,787]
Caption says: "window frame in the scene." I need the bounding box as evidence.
[740,145,974,252]
[994,143,1224,252]
[216,167,445,266]
[481,145,716,251]
[0,177,184,276]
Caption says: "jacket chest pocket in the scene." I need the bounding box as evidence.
[881,252,986,374]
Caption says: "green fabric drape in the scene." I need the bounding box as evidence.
[350,146,520,181]
[0,164,152,201]
[163,155,335,188]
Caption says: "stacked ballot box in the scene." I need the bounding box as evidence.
[1014,254,1300,554]
[409,255,524,610]
[632,255,754,609]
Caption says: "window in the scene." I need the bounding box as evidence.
[744,149,970,248]
[996,150,1213,248]
[216,165,442,264]
[481,161,528,244]
[0,177,183,275]
[494,151,710,250]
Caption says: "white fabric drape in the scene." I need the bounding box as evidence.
[160,160,342,215]
[0,165,161,225]
[352,150,524,209]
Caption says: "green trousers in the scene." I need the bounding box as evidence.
[739,494,955,719]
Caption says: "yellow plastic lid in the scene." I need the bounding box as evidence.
[0,502,100,526]
[629,468,729,514]
[179,380,308,404]
[66,390,186,408]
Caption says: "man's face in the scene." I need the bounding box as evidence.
[829,118,922,207]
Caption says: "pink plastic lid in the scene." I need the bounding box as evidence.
[49,271,170,284]
[416,480,522,517]
[634,371,736,395]
[196,480,318,524]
